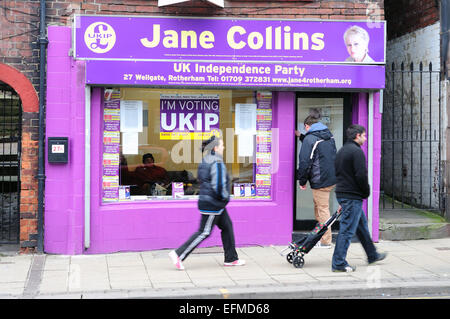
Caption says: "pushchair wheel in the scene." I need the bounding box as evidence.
[286,252,294,264]
[293,256,305,268]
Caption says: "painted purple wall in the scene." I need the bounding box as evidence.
[45,26,86,254]
[44,25,381,255]
[372,92,382,242]
[86,89,294,254]
[45,26,295,254]
[351,92,381,242]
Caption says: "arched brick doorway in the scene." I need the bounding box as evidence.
[0,81,21,243]
[0,63,39,250]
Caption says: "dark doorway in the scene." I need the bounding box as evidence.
[0,81,22,244]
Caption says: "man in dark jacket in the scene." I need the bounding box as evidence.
[332,124,386,272]
[169,136,245,270]
[297,114,336,248]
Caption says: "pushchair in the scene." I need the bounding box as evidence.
[281,208,342,268]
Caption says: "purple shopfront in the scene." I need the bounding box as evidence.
[44,16,385,254]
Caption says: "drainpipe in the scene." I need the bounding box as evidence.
[36,0,48,253]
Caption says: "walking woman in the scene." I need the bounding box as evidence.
[169,136,245,270]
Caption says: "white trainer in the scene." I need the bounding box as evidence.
[169,250,185,270]
[224,259,246,267]
[315,242,332,249]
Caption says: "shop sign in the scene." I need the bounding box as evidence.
[74,15,385,64]
[76,15,386,88]
[85,60,385,89]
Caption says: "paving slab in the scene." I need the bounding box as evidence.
[1,238,450,299]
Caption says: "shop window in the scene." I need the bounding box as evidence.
[101,88,273,202]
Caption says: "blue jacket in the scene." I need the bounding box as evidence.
[297,122,337,189]
[197,153,230,214]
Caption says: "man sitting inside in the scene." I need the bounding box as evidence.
[135,153,169,195]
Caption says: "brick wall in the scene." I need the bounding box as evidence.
[20,112,39,251]
[0,2,41,88]
[385,0,439,40]
[1,0,384,252]
[0,2,40,252]
[45,0,383,22]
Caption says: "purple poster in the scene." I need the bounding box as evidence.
[102,89,121,202]
[104,108,120,131]
[255,91,273,199]
[160,94,220,140]
[77,15,386,89]
[86,60,385,89]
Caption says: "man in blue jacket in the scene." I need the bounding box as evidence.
[332,124,386,272]
[297,113,337,248]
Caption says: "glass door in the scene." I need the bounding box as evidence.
[294,94,351,230]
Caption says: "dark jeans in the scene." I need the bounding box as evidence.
[332,198,379,270]
[176,208,239,263]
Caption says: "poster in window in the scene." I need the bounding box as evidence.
[102,89,121,202]
[120,100,143,133]
[235,103,257,135]
[160,94,220,140]
[255,91,273,199]
[122,132,139,154]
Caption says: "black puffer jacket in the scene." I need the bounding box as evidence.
[297,122,337,189]
[334,140,370,199]
[197,153,230,214]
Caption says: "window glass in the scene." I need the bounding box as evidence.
[101,88,273,202]
[295,98,343,221]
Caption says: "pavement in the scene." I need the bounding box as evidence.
[1,237,450,299]
[1,207,449,299]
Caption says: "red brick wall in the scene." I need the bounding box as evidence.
[47,1,383,21]
[0,2,40,252]
[19,114,39,252]
[0,0,383,253]
[385,0,439,40]
[0,2,40,87]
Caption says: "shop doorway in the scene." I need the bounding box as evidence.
[0,82,21,244]
[293,93,352,230]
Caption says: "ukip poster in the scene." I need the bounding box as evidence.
[160,94,220,140]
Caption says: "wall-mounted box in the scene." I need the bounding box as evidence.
[48,137,69,163]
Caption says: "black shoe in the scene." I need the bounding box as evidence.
[332,265,356,272]
[368,252,387,265]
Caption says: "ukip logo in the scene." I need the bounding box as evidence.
[84,22,116,54]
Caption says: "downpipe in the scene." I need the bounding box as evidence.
[36,0,48,253]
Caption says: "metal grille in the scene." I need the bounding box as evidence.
[381,62,443,213]
[0,82,22,244]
